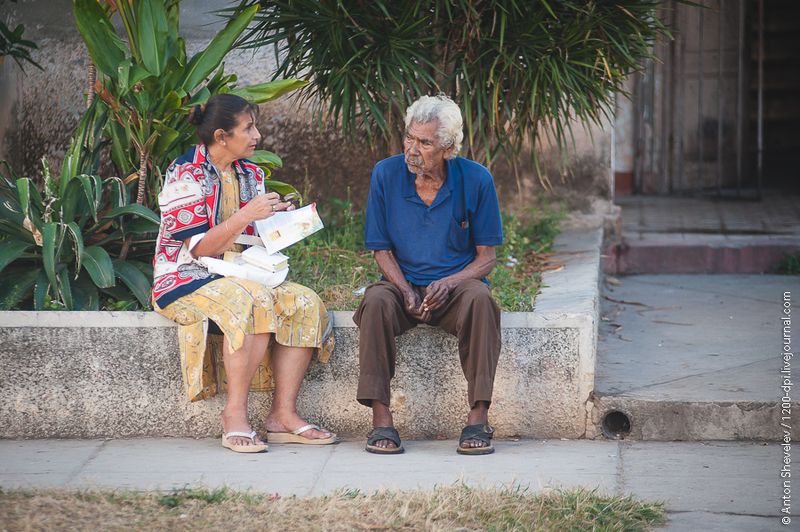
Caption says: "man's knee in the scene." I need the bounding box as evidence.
[458,280,497,309]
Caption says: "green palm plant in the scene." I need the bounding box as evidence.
[73,0,308,210]
[0,152,159,311]
[228,0,674,189]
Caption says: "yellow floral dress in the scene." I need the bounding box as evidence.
[155,168,333,401]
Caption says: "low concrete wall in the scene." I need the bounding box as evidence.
[0,229,601,440]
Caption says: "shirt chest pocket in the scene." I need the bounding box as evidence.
[448,216,471,252]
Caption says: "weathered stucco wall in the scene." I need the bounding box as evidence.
[0,314,585,440]
[1,0,614,210]
[0,57,19,164]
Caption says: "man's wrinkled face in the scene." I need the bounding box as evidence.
[403,120,452,177]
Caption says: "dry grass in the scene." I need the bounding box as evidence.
[0,484,666,531]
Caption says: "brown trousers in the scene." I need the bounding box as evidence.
[353,279,501,409]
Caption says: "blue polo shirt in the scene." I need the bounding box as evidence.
[364,154,504,285]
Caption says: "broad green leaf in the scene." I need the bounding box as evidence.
[135,0,169,76]
[153,124,181,159]
[0,267,38,309]
[105,204,160,225]
[115,0,138,60]
[185,87,211,107]
[129,64,154,86]
[250,150,283,168]
[64,221,84,275]
[123,217,160,236]
[61,98,106,180]
[15,178,31,217]
[58,268,74,310]
[108,120,134,175]
[132,88,153,116]
[155,90,182,117]
[60,179,83,227]
[100,284,137,304]
[129,259,154,280]
[229,79,309,104]
[27,173,44,210]
[71,271,100,310]
[264,179,300,199]
[72,0,127,79]
[41,222,58,290]
[81,245,115,288]
[33,268,49,310]
[0,220,31,243]
[179,4,259,91]
[113,259,151,308]
[76,174,101,221]
[104,176,128,209]
[0,240,30,273]
[117,60,131,90]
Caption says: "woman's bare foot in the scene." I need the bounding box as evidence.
[264,411,332,440]
[222,408,265,447]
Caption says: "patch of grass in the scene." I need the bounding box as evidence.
[776,252,800,275]
[156,486,234,508]
[0,484,666,531]
[286,197,565,311]
[286,197,378,311]
[489,200,566,310]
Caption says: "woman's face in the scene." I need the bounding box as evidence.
[218,111,261,159]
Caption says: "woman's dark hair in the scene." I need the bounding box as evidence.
[187,94,259,146]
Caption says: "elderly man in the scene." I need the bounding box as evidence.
[354,95,504,455]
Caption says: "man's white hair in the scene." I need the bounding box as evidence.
[404,94,463,159]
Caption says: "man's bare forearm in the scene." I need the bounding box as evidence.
[442,246,497,284]
[373,250,414,294]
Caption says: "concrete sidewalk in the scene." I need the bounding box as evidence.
[0,438,791,531]
[591,273,799,440]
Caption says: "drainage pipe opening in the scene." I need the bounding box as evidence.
[601,410,632,439]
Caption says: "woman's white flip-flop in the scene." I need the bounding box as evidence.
[222,430,268,453]
[266,424,337,445]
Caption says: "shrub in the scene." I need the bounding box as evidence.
[0,159,158,310]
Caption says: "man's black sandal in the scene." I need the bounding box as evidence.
[365,426,404,454]
[457,424,495,455]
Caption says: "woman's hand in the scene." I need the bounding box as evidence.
[238,192,292,222]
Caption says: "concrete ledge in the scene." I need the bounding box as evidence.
[604,234,800,274]
[0,228,602,440]
[590,395,800,441]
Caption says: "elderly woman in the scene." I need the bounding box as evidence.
[152,94,335,453]
[355,94,504,455]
